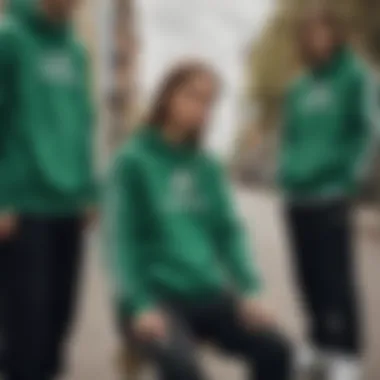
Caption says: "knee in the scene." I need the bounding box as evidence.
[150,342,203,380]
[252,333,293,368]
[7,351,52,379]
[268,336,292,366]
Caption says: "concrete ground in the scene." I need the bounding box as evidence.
[63,189,380,380]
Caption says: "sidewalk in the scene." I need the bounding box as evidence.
[64,188,380,379]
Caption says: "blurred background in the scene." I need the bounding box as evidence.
[6,0,380,379]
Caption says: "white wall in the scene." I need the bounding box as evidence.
[136,0,275,160]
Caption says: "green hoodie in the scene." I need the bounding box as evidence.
[7,0,34,16]
[0,0,96,214]
[105,127,262,316]
[278,48,376,200]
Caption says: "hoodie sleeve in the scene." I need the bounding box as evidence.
[276,82,297,188]
[210,159,263,297]
[105,153,155,317]
[346,62,378,188]
[0,19,18,210]
[0,20,16,153]
[79,45,98,204]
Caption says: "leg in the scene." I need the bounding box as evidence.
[286,200,362,380]
[48,216,84,377]
[285,203,328,347]
[125,312,206,380]
[232,329,292,380]
[309,201,362,380]
[3,216,55,380]
[188,294,292,380]
[0,239,13,373]
[312,201,361,354]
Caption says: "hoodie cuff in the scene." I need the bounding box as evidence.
[237,275,264,299]
[124,295,157,319]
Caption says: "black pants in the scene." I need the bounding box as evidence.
[0,215,83,380]
[285,200,361,354]
[125,293,292,380]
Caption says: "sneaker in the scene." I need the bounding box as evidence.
[297,359,327,380]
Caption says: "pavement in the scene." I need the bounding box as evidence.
[63,189,380,380]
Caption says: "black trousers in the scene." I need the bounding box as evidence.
[285,200,361,354]
[125,293,292,380]
[0,215,83,380]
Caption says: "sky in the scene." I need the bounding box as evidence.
[97,0,276,160]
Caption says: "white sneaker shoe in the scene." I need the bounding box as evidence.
[295,346,327,380]
[326,353,362,380]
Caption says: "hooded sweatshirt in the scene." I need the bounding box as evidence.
[7,0,33,16]
[0,0,96,214]
[278,47,376,200]
[105,127,262,316]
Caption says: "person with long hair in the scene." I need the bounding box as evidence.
[278,6,374,380]
[105,61,292,380]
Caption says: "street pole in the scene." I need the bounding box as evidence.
[107,0,137,152]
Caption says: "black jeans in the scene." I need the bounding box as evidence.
[0,238,12,373]
[0,215,83,380]
[125,293,292,380]
[285,200,361,354]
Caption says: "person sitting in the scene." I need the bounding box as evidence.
[105,61,293,380]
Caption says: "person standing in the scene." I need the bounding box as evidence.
[278,6,376,380]
[105,61,293,380]
[0,0,97,379]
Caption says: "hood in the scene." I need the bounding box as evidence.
[7,0,36,19]
[312,46,351,78]
[8,0,71,40]
[139,126,200,162]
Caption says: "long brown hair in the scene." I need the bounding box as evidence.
[296,6,347,67]
[146,61,219,139]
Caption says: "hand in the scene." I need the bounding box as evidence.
[132,309,167,342]
[0,213,17,240]
[238,297,275,330]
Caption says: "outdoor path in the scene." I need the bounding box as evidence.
[64,189,380,379]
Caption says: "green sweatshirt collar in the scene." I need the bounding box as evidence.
[312,46,350,78]
[31,12,70,40]
[140,125,199,161]
[17,2,71,41]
